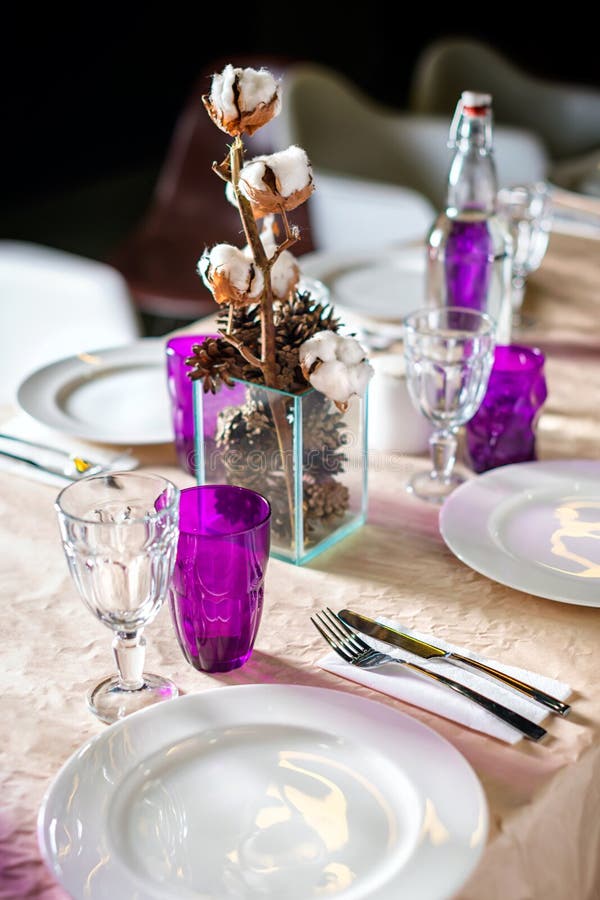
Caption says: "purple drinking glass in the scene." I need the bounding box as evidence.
[169,484,271,673]
[466,344,547,473]
[166,335,216,475]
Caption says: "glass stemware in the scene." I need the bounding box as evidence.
[403,307,495,503]
[497,182,552,327]
[55,472,180,724]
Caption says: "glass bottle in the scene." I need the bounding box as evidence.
[426,91,513,343]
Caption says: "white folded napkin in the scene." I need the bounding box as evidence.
[319,616,572,744]
[0,413,138,487]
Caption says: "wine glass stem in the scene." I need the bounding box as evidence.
[112,632,146,690]
[430,429,457,482]
[511,275,526,313]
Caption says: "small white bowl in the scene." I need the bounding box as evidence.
[368,353,431,454]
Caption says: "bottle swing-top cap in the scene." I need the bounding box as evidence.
[460,91,492,112]
[448,91,493,147]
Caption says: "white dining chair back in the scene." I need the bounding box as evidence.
[277,63,549,249]
[0,241,140,403]
[307,172,435,252]
[410,39,600,162]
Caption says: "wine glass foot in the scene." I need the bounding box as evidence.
[407,469,464,504]
[87,673,179,725]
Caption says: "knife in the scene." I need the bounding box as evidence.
[339,609,571,717]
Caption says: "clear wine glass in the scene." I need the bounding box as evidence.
[497,182,552,327]
[55,472,180,724]
[403,307,495,503]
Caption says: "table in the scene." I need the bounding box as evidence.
[2,232,600,899]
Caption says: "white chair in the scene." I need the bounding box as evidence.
[277,63,549,250]
[306,172,435,252]
[0,241,141,403]
[410,38,600,163]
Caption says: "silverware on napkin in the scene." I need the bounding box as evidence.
[339,609,570,717]
[0,433,136,480]
[313,608,546,742]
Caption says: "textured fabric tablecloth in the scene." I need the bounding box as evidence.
[2,233,600,900]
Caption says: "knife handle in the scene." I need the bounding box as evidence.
[402,661,547,742]
[448,653,570,717]
[0,448,67,480]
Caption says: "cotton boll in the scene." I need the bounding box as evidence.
[348,360,374,397]
[238,146,314,215]
[271,250,299,300]
[310,360,354,405]
[238,68,281,114]
[299,331,340,372]
[258,216,278,260]
[240,159,269,194]
[241,218,298,300]
[203,65,280,136]
[210,64,237,121]
[336,335,367,366]
[299,329,372,405]
[268,146,312,197]
[199,243,264,306]
[208,244,259,293]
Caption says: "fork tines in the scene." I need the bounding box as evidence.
[311,607,370,660]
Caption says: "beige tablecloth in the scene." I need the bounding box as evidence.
[2,233,600,899]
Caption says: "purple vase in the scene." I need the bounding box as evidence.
[166,335,217,475]
[466,345,547,473]
[169,485,271,673]
[445,217,493,311]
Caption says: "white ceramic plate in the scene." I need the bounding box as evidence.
[300,245,426,334]
[17,339,172,445]
[440,460,600,606]
[38,685,487,900]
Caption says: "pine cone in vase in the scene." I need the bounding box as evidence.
[303,476,350,541]
[302,392,348,479]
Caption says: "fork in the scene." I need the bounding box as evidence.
[311,608,547,742]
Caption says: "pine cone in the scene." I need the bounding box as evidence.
[274,291,341,348]
[186,338,242,393]
[217,305,262,349]
[302,393,348,478]
[303,476,350,538]
[268,291,342,392]
[216,398,277,453]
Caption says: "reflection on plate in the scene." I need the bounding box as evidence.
[38,685,487,900]
[440,460,600,606]
[300,246,426,334]
[17,339,172,445]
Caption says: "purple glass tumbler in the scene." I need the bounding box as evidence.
[169,485,271,673]
[466,345,547,473]
[166,335,216,475]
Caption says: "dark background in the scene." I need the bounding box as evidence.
[4,8,599,256]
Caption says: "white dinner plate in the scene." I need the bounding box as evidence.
[17,339,173,444]
[440,460,600,607]
[38,685,487,900]
[300,245,426,335]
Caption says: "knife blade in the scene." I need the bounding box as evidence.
[338,609,571,717]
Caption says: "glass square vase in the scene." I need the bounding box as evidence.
[193,378,368,564]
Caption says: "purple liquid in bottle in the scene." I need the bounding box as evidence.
[444,216,493,311]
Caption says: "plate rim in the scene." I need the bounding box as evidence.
[16,337,172,445]
[300,244,425,327]
[440,458,600,606]
[37,683,488,900]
